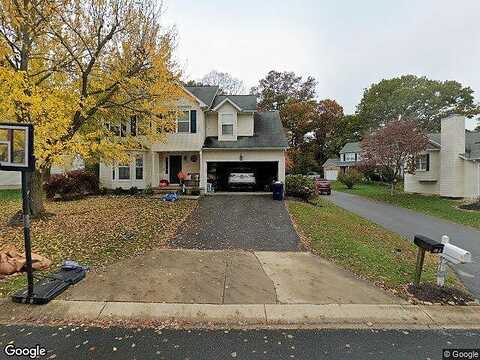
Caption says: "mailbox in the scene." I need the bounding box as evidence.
[413,235,444,253]
[441,243,472,265]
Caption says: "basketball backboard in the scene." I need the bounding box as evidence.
[0,123,34,171]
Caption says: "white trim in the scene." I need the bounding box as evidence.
[176,110,191,133]
[212,97,242,112]
[202,147,287,151]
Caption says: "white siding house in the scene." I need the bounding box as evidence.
[405,115,480,199]
[99,86,288,193]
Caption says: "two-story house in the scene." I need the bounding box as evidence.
[99,85,288,193]
[322,142,362,180]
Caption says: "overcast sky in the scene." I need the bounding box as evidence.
[163,0,480,129]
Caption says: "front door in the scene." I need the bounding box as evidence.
[169,155,182,184]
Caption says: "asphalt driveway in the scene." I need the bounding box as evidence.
[326,191,480,299]
[170,195,301,251]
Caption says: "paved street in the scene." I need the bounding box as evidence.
[170,195,301,251]
[327,191,480,299]
[1,324,479,360]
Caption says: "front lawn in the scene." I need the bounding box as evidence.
[332,182,480,230]
[287,198,457,294]
[0,192,196,296]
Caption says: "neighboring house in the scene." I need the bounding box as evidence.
[322,142,362,180]
[405,114,480,199]
[99,85,288,193]
[0,155,84,189]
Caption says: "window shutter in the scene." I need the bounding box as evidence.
[426,153,430,171]
[190,110,197,133]
[130,116,137,136]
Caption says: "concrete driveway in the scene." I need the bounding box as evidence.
[326,191,480,299]
[170,195,301,251]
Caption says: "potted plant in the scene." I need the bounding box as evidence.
[177,172,188,194]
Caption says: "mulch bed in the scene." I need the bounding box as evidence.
[459,202,480,211]
[407,283,474,305]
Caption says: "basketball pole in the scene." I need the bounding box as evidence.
[21,170,34,301]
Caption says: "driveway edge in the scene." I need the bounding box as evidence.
[1,299,479,329]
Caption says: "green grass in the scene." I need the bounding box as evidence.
[332,182,480,229]
[0,189,21,203]
[288,198,457,291]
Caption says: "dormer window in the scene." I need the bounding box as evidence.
[221,113,234,136]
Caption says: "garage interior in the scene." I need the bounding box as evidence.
[207,161,279,192]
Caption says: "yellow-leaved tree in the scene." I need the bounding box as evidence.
[0,0,182,215]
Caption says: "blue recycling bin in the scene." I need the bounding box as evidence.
[272,181,284,200]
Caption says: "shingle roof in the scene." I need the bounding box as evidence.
[340,142,361,154]
[184,86,219,107]
[203,111,288,149]
[322,158,342,167]
[428,131,480,159]
[211,95,257,111]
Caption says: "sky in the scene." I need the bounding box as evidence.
[162,0,480,130]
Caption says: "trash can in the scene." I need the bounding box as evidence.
[272,181,284,201]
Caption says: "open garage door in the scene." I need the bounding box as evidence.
[207,161,278,192]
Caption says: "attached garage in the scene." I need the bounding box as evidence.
[322,158,341,181]
[324,169,338,181]
[200,149,286,193]
[207,161,279,191]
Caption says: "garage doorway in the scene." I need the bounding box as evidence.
[207,161,278,192]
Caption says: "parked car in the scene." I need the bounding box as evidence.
[228,168,256,190]
[306,171,321,179]
[315,178,331,195]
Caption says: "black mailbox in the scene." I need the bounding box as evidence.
[414,235,444,253]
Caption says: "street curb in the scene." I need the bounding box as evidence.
[1,299,479,329]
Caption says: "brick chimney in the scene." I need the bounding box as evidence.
[439,114,465,197]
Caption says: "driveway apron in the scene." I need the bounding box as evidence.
[327,191,480,299]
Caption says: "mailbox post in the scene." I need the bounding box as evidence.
[413,235,444,285]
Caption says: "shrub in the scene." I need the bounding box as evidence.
[44,170,99,200]
[128,186,139,195]
[113,187,125,195]
[337,169,363,189]
[285,175,316,201]
[143,184,154,195]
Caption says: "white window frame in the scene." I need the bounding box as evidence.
[345,153,356,162]
[221,113,234,136]
[176,111,190,133]
[117,163,131,180]
[416,154,429,172]
[135,154,144,180]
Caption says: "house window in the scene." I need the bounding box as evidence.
[221,114,234,135]
[118,163,130,180]
[416,154,429,171]
[345,153,356,162]
[121,122,127,137]
[356,153,361,161]
[130,116,137,136]
[135,155,143,180]
[177,111,190,133]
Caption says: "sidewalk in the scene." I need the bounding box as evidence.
[59,249,400,305]
[1,299,479,329]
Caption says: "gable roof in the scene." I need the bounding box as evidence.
[184,86,219,108]
[323,158,342,167]
[340,142,361,154]
[203,111,288,149]
[211,95,257,112]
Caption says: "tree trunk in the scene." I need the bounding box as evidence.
[28,169,46,217]
[390,182,395,196]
